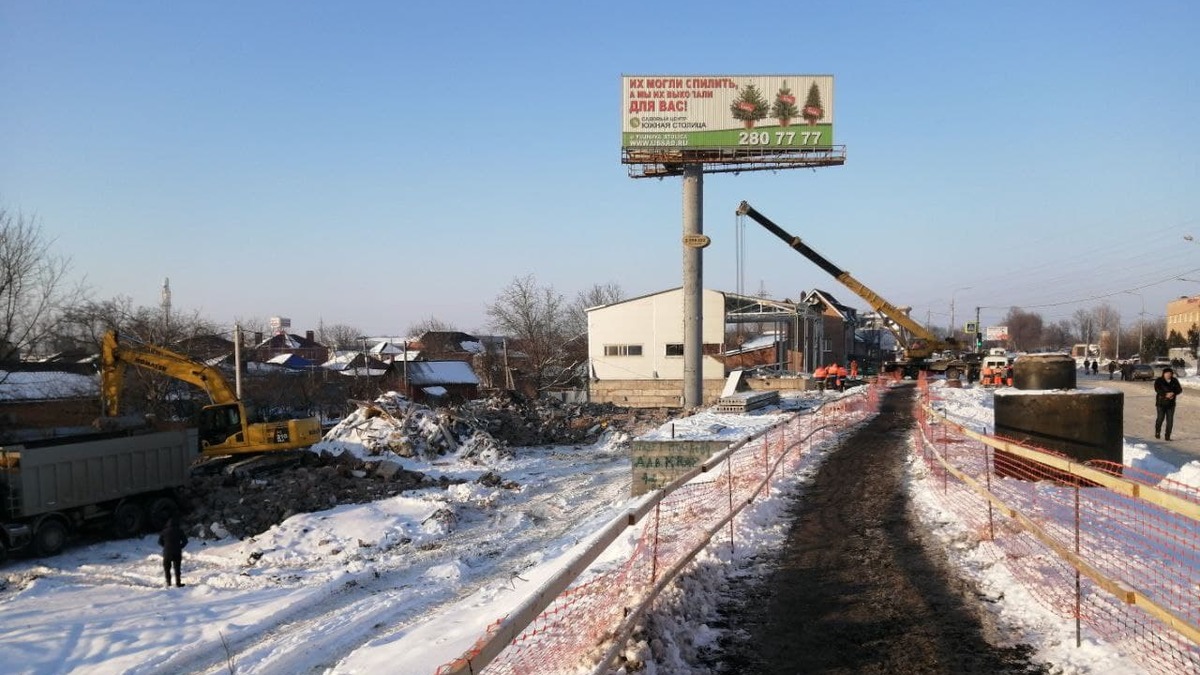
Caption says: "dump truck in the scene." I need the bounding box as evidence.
[0,425,198,560]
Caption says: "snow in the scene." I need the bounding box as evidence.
[1,382,1191,674]
[405,360,480,385]
[0,370,98,401]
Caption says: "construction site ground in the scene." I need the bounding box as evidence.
[709,385,1045,674]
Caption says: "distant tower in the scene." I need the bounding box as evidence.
[161,277,172,328]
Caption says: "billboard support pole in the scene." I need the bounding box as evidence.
[683,164,703,409]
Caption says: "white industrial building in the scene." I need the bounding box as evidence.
[587,288,727,407]
[587,287,849,407]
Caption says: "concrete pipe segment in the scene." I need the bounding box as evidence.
[995,353,1123,468]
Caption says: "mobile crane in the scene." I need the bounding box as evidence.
[101,330,323,456]
[736,201,968,378]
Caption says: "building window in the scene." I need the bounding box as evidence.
[665,343,723,356]
[604,344,643,356]
[822,338,833,352]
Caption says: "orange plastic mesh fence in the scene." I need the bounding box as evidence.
[914,384,1200,674]
[435,384,883,674]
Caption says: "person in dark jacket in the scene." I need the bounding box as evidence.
[1154,367,1183,441]
[158,517,188,587]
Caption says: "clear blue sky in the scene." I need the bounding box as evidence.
[3,1,1197,337]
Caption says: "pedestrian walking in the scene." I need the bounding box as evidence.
[1091,360,1099,375]
[1082,358,1090,373]
[1108,361,1117,380]
[1154,367,1183,441]
[158,517,188,588]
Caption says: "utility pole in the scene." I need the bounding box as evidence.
[974,307,982,351]
[234,323,243,400]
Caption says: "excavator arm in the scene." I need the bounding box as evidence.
[735,201,944,359]
[101,331,239,417]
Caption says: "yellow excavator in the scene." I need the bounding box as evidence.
[736,201,969,378]
[101,330,323,457]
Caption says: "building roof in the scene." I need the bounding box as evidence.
[0,370,98,402]
[416,331,484,355]
[255,332,324,350]
[404,360,480,386]
[806,288,858,321]
[265,353,317,370]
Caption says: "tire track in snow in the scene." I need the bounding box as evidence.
[137,449,630,675]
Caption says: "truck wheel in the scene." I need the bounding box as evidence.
[33,518,68,557]
[112,501,146,538]
[146,497,178,531]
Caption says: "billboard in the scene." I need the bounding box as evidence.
[622,75,834,150]
[986,326,1009,342]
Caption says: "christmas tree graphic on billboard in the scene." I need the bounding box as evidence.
[771,80,799,128]
[730,83,769,129]
[802,82,825,126]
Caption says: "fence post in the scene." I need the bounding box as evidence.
[726,453,736,555]
[650,503,661,585]
[984,441,995,541]
[763,435,769,482]
[1080,478,1089,648]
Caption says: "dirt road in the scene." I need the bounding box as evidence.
[1077,372,1200,468]
[714,385,1043,674]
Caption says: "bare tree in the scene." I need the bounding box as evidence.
[1004,307,1043,352]
[317,322,363,350]
[58,296,221,419]
[486,274,572,392]
[0,209,84,365]
[406,315,457,337]
[1041,320,1074,351]
[565,282,624,339]
[233,315,270,343]
[1072,308,1096,349]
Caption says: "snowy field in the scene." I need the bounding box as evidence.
[2,383,1197,674]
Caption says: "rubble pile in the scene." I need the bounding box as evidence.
[177,392,669,540]
[180,452,457,539]
[455,391,671,447]
[312,391,509,462]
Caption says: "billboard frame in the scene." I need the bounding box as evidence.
[621,74,845,178]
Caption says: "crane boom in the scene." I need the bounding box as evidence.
[735,201,943,359]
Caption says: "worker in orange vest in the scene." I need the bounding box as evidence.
[813,365,828,392]
[835,364,847,391]
[981,366,993,387]
[849,360,859,378]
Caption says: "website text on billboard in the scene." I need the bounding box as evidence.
[622,75,834,150]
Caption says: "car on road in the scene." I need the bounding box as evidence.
[1131,364,1155,381]
[1150,361,1180,378]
